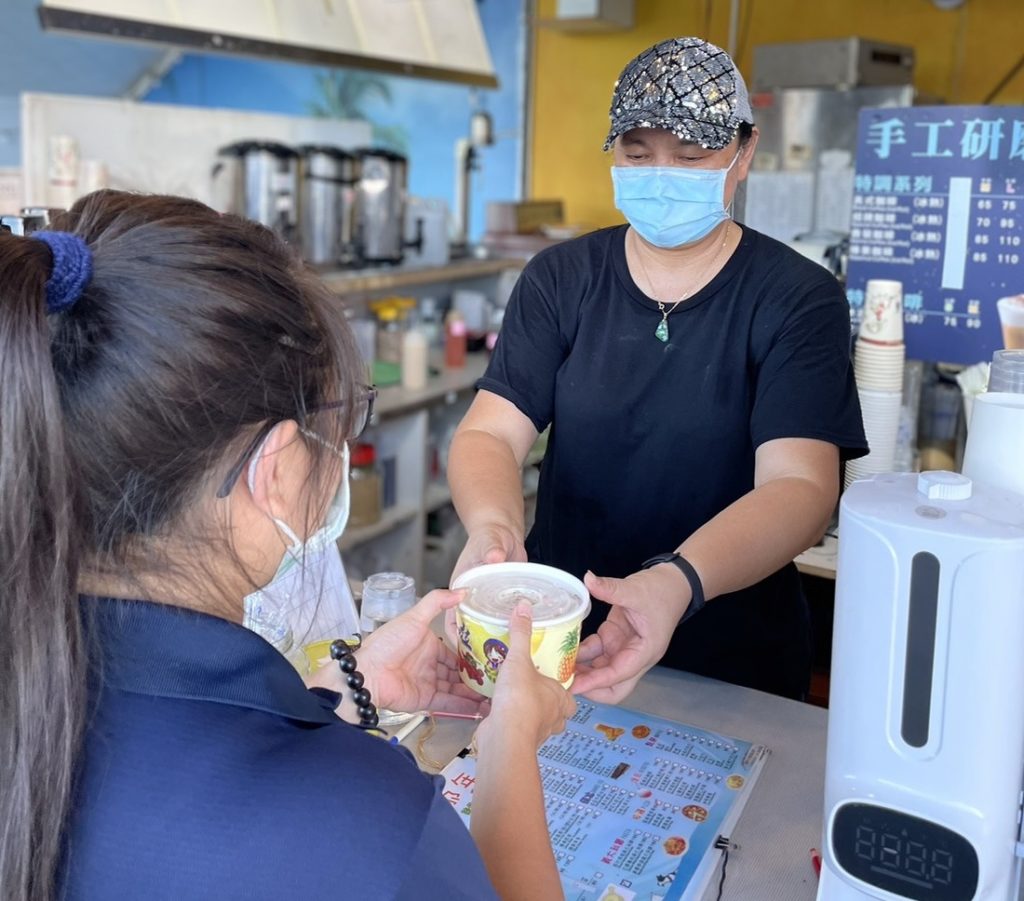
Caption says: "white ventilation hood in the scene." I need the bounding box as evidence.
[38,0,498,88]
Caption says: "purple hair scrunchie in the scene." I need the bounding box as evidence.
[33,230,93,314]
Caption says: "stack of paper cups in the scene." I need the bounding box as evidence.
[47,135,78,209]
[847,279,905,488]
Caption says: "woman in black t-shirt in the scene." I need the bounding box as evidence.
[448,37,867,701]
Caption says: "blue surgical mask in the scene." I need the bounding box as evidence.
[611,151,741,248]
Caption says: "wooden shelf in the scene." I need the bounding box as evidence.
[339,503,419,550]
[320,257,522,296]
[375,354,490,419]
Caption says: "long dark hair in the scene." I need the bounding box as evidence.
[0,190,363,900]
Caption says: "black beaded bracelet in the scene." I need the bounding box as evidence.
[329,638,379,729]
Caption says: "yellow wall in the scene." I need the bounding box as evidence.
[529,0,1024,229]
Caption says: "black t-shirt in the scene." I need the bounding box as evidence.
[478,224,867,698]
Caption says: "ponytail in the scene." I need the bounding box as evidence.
[1,188,365,898]
[0,234,87,900]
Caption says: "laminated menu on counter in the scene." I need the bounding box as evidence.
[440,699,769,901]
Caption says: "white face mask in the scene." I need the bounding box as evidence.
[242,430,356,660]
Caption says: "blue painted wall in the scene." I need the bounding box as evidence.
[145,0,525,240]
[0,0,168,166]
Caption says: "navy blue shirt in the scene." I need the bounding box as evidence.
[62,598,497,900]
[479,225,867,698]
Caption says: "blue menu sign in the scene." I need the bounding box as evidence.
[846,105,1024,364]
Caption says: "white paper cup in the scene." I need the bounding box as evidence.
[997,296,1024,350]
[860,279,904,344]
[452,562,590,698]
[855,368,905,392]
[858,388,904,411]
[962,392,1024,498]
[854,349,906,373]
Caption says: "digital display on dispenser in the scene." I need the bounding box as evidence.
[832,803,978,900]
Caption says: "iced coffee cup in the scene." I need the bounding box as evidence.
[452,562,590,698]
[997,295,1024,350]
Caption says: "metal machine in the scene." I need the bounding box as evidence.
[211,141,300,245]
[353,147,421,265]
[740,38,916,276]
[452,109,494,254]
[297,144,358,267]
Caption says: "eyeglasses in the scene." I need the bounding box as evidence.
[215,385,376,499]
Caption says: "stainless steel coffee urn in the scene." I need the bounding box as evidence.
[354,148,414,265]
[212,141,299,244]
[297,145,358,267]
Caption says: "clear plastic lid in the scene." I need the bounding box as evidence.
[454,563,589,627]
[361,572,416,619]
[989,350,1024,394]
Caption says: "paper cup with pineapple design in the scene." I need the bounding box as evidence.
[452,562,591,698]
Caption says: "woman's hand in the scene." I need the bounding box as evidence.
[308,589,486,716]
[470,603,573,901]
[571,566,691,703]
[445,524,528,648]
[451,522,527,584]
[476,603,576,752]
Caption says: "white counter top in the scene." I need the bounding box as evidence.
[795,534,839,580]
[409,668,827,901]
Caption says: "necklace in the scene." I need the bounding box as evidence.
[632,222,733,342]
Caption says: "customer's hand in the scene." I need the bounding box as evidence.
[451,522,527,583]
[310,589,487,716]
[476,603,575,751]
[571,566,691,704]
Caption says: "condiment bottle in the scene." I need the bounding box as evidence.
[401,318,429,390]
[375,306,403,365]
[445,309,467,369]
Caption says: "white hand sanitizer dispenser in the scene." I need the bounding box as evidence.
[818,471,1024,901]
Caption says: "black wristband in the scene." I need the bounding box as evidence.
[640,553,706,624]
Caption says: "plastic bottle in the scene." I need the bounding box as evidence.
[420,296,442,347]
[486,305,504,353]
[401,318,429,391]
[445,309,468,369]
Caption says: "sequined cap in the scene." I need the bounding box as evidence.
[603,37,753,152]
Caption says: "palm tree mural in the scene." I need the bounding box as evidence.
[307,70,408,152]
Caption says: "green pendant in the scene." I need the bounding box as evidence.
[655,318,669,342]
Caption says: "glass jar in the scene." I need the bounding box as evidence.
[375,307,403,365]
[359,571,416,634]
[348,443,381,528]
